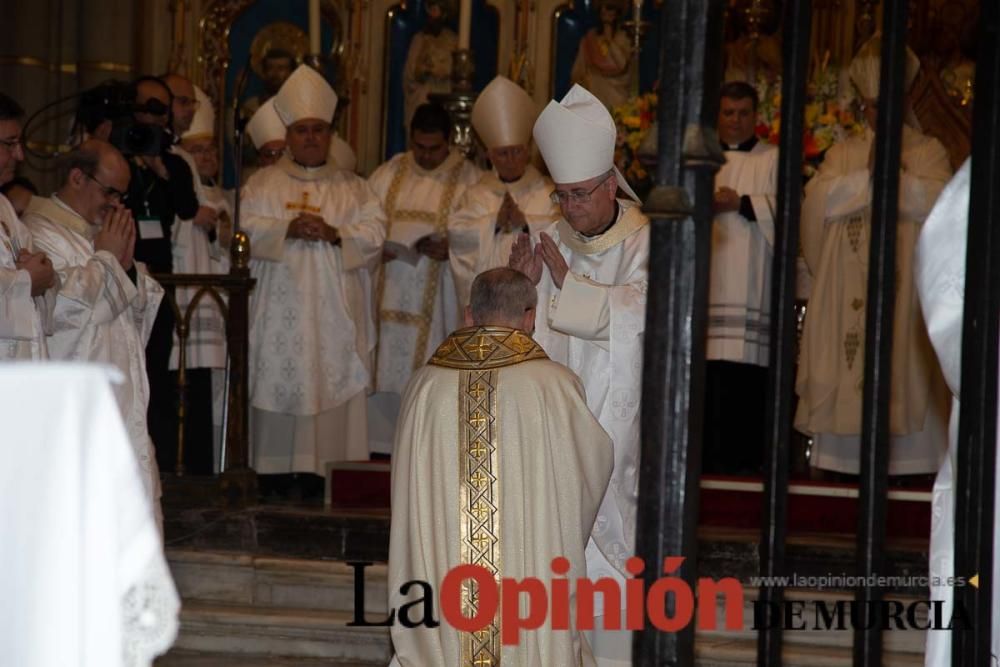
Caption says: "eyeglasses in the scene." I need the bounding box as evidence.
[0,136,22,151]
[550,174,612,206]
[174,96,201,110]
[84,172,128,202]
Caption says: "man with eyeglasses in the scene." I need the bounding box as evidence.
[22,139,166,527]
[367,102,481,457]
[510,83,647,666]
[449,75,560,312]
[174,82,232,474]
[0,92,56,361]
[796,37,951,478]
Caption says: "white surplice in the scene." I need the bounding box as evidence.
[24,195,165,519]
[449,164,560,310]
[388,327,613,667]
[368,150,481,398]
[796,127,952,475]
[914,160,1000,665]
[0,194,53,360]
[531,201,648,612]
[0,364,180,667]
[708,140,778,366]
[241,156,385,473]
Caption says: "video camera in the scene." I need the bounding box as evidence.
[76,81,167,156]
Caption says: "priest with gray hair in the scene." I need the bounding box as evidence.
[388,266,613,666]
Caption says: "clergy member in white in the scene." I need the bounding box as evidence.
[795,37,952,476]
[179,87,233,468]
[241,64,385,476]
[703,80,778,475]
[914,160,1000,666]
[23,139,165,524]
[247,98,287,171]
[449,75,560,310]
[389,268,613,667]
[0,92,55,361]
[367,102,481,454]
[511,83,647,666]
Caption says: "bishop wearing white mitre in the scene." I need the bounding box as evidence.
[241,65,386,475]
[367,103,481,453]
[449,75,560,310]
[795,36,952,475]
[511,84,648,666]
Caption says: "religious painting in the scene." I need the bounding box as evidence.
[551,0,659,105]
[383,0,499,159]
[201,0,347,186]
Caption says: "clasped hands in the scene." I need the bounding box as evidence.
[93,202,136,272]
[15,248,55,296]
[713,186,741,214]
[496,193,527,234]
[508,231,569,289]
[287,213,340,245]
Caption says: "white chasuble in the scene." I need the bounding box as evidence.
[708,140,778,366]
[24,196,165,513]
[915,160,1000,666]
[530,201,648,609]
[795,127,952,475]
[241,157,385,416]
[369,151,481,395]
[389,327,613,667]
[449,165,560,310]
[0,194,53,361]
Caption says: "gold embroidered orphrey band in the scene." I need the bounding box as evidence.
[459,366,501,666]
[377,153,465,371]
[429,326,548,370]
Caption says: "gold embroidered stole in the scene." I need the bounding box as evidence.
[430,327,547,666]
[377,153,466,370]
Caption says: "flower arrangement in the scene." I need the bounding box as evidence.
[753,62,866,175]
[612,92,658,196]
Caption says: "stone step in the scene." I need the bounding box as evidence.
[168,548,927,659]
[168,548,388,614]
[173,602,391,663]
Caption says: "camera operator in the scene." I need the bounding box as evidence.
[125,75,200,472]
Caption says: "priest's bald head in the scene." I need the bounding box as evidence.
[465,267,538,334]
[534,85,639,236]
[57,139,130,227]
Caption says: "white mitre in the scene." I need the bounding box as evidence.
[247,98,286,149]
[471,75,537,149]
[182,85,214,141]
[849,34,921,100]
[273,64,338,125]
[533,84,639,202]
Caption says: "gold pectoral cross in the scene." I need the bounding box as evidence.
[285,190,321,215]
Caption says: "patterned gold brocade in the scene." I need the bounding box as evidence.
[377,153,465,371]
[556,203,648,256]
[429,326,548,370]
[459,367,501,666]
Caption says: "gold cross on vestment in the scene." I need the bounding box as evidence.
[470,500,490,521]
[285,190,321,214]
[469,411,487,429]
[469,439,487,459]
[470,530,491,550]
[470,470,489,488]
[468,383,486,400]
[473,652,495,667]
[468,335,492,360]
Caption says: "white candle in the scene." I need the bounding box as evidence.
[458,0,472,50]
[309,0,321,55]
